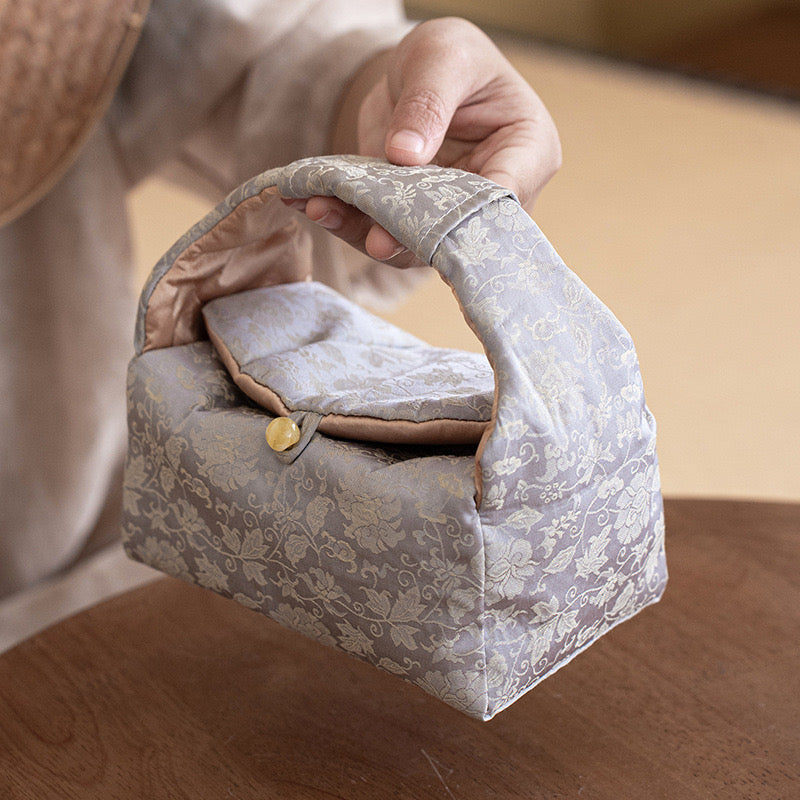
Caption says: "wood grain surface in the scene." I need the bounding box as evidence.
[1,498,798,799]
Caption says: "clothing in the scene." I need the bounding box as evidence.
[0,0,417,650]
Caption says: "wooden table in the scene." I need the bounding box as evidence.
[1,499,797,798]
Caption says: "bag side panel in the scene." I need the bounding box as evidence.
[121,342,493,718]
[431,200,668,718]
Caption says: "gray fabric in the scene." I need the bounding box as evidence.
[122,156,667,720]
[202,282,494,424]
[0,0,416,643]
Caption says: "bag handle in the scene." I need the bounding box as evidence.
[136,156,651,511]
[134,155,510,355]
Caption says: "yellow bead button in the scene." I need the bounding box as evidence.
[265,417,301,452]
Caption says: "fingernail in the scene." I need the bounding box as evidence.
[314,209,343,230]
[388,130,426,156]
[386,244,407,260]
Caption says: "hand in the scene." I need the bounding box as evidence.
[295,17,561,267]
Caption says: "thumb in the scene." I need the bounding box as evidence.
[384,84,455,166]
[381,18,497,167]
[383,48,471,166]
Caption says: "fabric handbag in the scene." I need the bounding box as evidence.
[122,156,667,720]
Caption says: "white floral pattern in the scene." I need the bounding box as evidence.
[123,156,667,720]
[202,282,495,425]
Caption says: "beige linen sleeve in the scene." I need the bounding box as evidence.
[0,0,418,649]
[111,0,423,305]
[111,0,411,188]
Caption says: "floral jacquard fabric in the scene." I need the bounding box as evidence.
[122,156,667,720]
[202,281,495,424]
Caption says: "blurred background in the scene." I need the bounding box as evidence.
[129,1,800,502]
[407,0,800,100]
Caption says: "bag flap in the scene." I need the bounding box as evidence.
[202,281,494,445]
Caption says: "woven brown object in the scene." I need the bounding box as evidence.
[0,0,150,227]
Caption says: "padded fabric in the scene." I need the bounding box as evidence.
[202,281,494,444]
[122,156,667,720]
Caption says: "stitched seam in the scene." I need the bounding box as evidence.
[417,185,509,260]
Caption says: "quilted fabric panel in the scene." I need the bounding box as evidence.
[202,281,494,425]
[123,342,492,718]
[124,156,668,719]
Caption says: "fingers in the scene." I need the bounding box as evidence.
[305,197,405,262]
[363,224,405,261]
[283,197,420,269]
[382,19,486,166]
[367,17,561,207]
[304,196,372,244]
[468,105,562,209]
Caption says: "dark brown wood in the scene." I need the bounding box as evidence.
[653,5,800,100]
[1,498,798,798]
